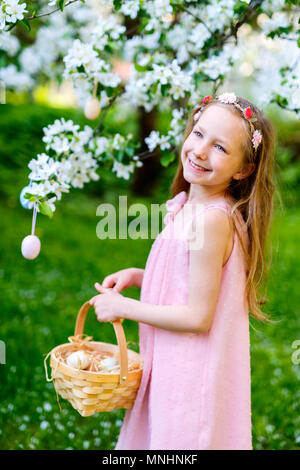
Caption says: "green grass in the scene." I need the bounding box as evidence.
[0,102,299,450]
[0,189,299,450]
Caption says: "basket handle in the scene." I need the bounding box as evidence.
[74,301,128,385]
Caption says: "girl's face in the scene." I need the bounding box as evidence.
[181,104,251,191]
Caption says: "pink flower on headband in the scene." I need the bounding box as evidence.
[252,130,262,150]
[244,107,253,118]
[202,95,213,104]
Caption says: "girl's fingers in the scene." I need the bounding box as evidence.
[94,282,116,295]
[113,280,125,292]
[102,276,116,288]
[94,282,107,293]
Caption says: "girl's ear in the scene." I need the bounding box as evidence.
[232,162,256,181]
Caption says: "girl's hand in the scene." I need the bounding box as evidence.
[89,283,126,323]
[100,267,144,292]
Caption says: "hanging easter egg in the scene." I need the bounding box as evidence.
[21,235,41,260]
[84,98,101,120]
[66,350,90,370]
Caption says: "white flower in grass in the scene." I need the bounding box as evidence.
[43,402,52,412]
[40,420,49,430]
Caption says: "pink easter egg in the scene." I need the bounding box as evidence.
[21,235,41,260]
[84,98,101,120]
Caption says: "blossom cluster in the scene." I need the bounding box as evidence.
[0,0,297,217]
[123,59,194,113]
[0,0,27,30]
[145,108,186,154]
[62,13,125,105]
[21,118,143,213]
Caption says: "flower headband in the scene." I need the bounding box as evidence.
[193,92,262,154]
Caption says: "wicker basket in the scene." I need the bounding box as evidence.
[45,301,143,416]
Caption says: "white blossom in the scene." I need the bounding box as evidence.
[145,130,161,152]
[112,161,135,180]
[261,12,290,35]
[4,0,27,25]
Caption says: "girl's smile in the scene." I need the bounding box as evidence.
[187,155,212,173]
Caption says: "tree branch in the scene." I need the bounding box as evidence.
[26,0,80,21]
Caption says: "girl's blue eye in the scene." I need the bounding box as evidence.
[193,131,226,153]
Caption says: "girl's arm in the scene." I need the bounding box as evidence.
[120,209,232,334]
[132,268,145,289]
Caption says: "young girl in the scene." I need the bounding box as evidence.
[89,92,277,450]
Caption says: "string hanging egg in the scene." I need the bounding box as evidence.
[21,201,41,260]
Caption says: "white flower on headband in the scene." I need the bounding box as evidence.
[218,92,237,104]
[252,130,262,150]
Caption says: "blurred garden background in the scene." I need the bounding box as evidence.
[0,0,300,452]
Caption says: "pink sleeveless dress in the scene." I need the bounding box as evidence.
[115,191,252,450]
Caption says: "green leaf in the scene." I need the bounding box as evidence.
[133,62,148,73]
[58,0,66,11]
[22,18,31,31]
[5,22,17,32]
[160,152,176,167]
[298,37,300,48]
[116,150,124,162]
[38,202,53,219]
[152,82,159,95]
[125,146,135,157]
[104,44,113,54]
[113,0,122,10]
[161,84,170,97]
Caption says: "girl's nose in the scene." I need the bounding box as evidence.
[192,150,208,161]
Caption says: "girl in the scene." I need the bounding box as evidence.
[89,92,277,450]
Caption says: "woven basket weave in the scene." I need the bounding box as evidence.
[45,301,143,417]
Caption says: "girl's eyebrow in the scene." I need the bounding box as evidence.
[195,125,229,146]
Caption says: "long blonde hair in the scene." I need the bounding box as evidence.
[171,96,282,323]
